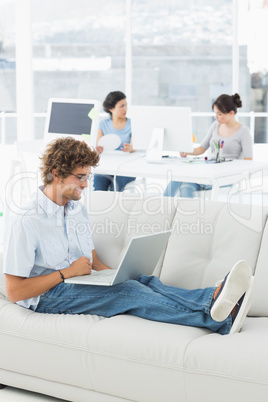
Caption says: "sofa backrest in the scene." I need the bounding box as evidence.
[88,192,268,318]
[158,198,268,316]
[86,191,177,276]
[250,220,268,316]
[2,191,268,318]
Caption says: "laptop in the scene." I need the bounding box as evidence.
[64,231,171,286]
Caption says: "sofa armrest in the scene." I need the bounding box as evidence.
[0,252,7,300]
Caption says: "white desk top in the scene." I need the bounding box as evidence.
[94,152,268,187]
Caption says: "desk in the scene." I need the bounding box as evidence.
[94,152,268,201]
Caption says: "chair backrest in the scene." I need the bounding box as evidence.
[253,143,268,162]
[15,140,45,198]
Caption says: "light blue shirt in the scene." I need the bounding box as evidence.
[99,117,132,150]
[3,186,94,310]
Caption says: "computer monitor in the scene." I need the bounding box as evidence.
[129,106,193,158]
[44,98,101,145]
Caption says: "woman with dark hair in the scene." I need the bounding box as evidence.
[93,91,135,192]
[163,93,253,198]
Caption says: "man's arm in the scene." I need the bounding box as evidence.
[5,271,64,303]
[92,249,112,271]
[5,256,93,303]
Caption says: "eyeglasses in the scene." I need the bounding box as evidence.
[69,173,93,182]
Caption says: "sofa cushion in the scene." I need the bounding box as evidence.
[81,313,211,402]
[183,317,268,401]
[0,299,105,391]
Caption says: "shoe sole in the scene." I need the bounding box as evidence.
[229,276,255,334]
[210,260,252,322]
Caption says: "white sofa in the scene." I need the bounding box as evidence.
[1,191,268,402]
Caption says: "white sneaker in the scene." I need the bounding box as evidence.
[229,276,255,334]
[210,260,252,323]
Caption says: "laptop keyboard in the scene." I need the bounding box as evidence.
[90,270,116,282]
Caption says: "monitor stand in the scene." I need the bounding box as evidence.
[146,128,164,164]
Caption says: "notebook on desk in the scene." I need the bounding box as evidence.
[64,231,171,286]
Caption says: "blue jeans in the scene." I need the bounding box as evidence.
[93,174,136,192]
[163,181,212,198]
[35,275,232,335]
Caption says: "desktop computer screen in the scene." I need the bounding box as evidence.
[44,98,101,145]
[129,106,193,156]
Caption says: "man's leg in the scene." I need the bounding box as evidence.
[35,277,235,335]
[35,261,253,335]
[36,277,228,332]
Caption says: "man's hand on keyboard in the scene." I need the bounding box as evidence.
[67,257,92,278]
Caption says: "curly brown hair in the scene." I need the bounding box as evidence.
[40,137,100,185]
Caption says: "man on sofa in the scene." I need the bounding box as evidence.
[3,137,255,335]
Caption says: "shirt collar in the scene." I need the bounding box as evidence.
[38,186,75,217]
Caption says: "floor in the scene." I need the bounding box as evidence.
[0,386,67,402]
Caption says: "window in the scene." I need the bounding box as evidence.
[131,0,234,140]
[0,0,268,144]
[0,0,16,144]
[238,0,268,143]
[31,0,126,139]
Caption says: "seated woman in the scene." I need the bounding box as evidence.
[163,93,253,198]
[93,91,136,192]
